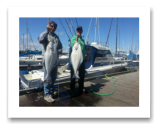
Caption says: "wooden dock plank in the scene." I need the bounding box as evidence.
[19,95,33,106]
[19,70,139,107]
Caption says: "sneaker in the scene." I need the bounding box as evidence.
[44,94,55,102]
[77,91,83,96]
[77,88,83,95]
[48,95,55,101]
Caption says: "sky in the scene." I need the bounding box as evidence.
[19,17,139,54]
[8,6,151,118]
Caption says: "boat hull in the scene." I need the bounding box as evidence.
[20,62,128,89]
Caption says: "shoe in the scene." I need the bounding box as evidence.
[74,89,82,96]
[69,90,76,96]
[77,91,83,96]
[44,94,55,102]
[77,89,83,95]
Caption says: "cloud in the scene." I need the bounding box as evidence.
[63,47,69,53]
[20,34,29,40]
[19,42,42,51]
[57,31,64,36]
[19,42,70,52]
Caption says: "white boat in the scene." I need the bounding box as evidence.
[19,55,43,66]
[113,49,132,65]
[20,43,128,89]
[132,51,139,65]
[19,54,69,66]
[111,18,132,65]
[58,54,69,65]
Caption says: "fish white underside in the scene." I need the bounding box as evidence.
[71,42,83,79]
[43,42,58,83]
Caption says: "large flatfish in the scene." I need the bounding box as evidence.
[70,42,83,79]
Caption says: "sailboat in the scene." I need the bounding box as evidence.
[113,18,132,64]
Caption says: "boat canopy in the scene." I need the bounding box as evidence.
[19,51,42,56]
[127,53,137,60]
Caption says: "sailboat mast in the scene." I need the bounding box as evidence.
[26,18,28,51]
[119,30,121,50]
[85,18,92,45]
[106,18,113,47]
[98,18,100,44]
[129,41,130,54]
[95,18,97,42]
[115,18,118,55]
[23,33,24,51]
[131,27,134,53]
[88,36,90,45]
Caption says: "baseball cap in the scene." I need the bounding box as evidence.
[76,26,83,31]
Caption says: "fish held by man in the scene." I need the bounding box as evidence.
[43,41,58,83]
[70,42,83,79]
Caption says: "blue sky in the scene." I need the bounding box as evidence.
[19,17,139,54]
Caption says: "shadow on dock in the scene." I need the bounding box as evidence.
[19,81,107,107]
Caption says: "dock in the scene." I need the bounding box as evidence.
[19,66,139,107]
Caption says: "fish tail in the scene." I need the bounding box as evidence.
[72,74,80,79]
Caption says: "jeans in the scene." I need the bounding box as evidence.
[42,59,58,96]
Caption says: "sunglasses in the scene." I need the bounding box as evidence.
[77,29,82,32]
[50,25,57,28]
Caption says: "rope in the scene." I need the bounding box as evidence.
[65,18,73,37]
[75,18,79,27]
[26,20,36,51]
[58,18,71,41]
[28,30,36,51]
[68,18,76,35]
[19,35,27,51]
[106,18,113,47]
[85,18,92,44]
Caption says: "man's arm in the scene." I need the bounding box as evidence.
[38,30,48,44]
[73,32,81,46]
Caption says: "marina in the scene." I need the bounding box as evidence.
[19,43,130,89]
[19,17,139,107]
[19,66,139,106]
